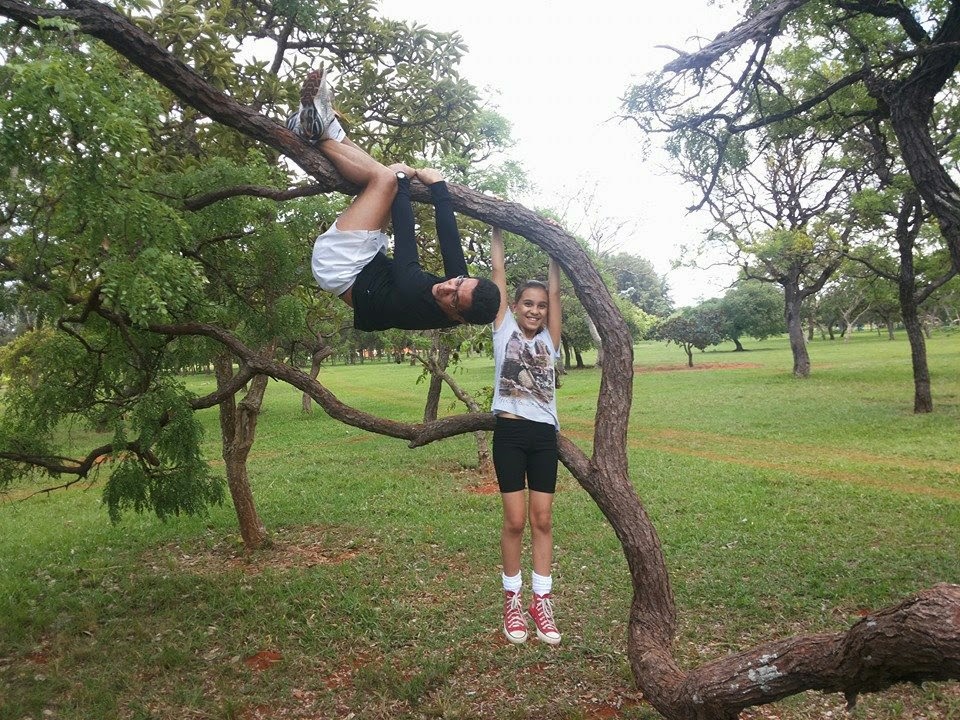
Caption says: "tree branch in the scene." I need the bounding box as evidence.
[183,183,328,211]
[662,0,811,74]
[683,584,960,716]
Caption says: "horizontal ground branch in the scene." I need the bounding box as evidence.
[673,584,960,718]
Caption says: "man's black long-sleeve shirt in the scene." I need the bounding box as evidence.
[352,178,468,331]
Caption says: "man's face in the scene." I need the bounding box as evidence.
[432,275,479,322]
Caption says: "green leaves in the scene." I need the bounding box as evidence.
[0,0,508,523]
[102,382,223,522]
[101,249,207,327]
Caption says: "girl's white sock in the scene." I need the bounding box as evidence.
[502,571,522,594]
[531,571,552,596]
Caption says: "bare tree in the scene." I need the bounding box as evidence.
[675,131,855,376]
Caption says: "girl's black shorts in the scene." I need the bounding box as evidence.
[492,416,558,494]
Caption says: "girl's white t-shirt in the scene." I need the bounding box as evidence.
[491,312,560,430]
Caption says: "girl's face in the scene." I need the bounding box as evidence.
[513,286,549,337]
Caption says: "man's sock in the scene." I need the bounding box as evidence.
[531,571,552,597]
[323,117,347,143]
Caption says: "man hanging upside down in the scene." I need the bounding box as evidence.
[286,67,501,331]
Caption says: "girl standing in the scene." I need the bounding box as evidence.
[490,227,563,645]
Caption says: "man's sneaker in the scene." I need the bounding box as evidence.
[285,65,338,144]
[502,591,528,644]
[528,593,561,645]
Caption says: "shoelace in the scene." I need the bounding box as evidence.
[533,595,558,632]
[504,594,526,629]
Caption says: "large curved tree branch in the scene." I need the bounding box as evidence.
[675,583,960,718]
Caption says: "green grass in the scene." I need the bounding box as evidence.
[1,331,958,719]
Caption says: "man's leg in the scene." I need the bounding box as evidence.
[318,138,400,232]
[290,69,406,233]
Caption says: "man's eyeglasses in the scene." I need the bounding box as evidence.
[451,275,466,315]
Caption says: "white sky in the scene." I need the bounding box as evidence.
[378,0,742,306]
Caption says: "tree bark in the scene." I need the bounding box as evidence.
[586,313,604,368]
[213,352,270,551]
[891,200,933,413]
[877,28,960,276]
[301,339,333,414]
[784,285,810,377]
[422,336,449,423]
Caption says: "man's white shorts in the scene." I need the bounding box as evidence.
[311,222,389,297]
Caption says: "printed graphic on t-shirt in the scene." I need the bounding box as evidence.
[499,331,554,405]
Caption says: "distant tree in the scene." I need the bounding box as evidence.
[928,278,960,327]
[627,0,960,301]
[647,307,724,367]
[664,129,855,377]
[628,0,960,407]
[601,252,673,316]
[846,182,957,412]
[710,282,784,351]
[817,269,876,342]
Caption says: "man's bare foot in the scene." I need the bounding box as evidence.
[417,167,444,185]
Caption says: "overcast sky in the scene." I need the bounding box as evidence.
[378,0,743,306]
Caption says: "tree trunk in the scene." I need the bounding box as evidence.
[807,315,815,341]
[887,320,896,340]
[423,340,450,422]
[902,307,932,413]
[784,287,810,378]
[561,335,572,369]
[214,352,270,551]
[302,341,333,414]
[574,347,585,368]
[414,340,492,475]
[892,199,934,414]
[732,337,745,352]
[883,72,960,278]
[586,313,604,368]
[685,345,693,367]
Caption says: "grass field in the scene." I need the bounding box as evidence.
[1,331,958,719]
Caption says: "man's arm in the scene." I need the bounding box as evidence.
[390,172,421,277]
[419,168,469,277]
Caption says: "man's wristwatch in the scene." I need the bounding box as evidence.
[396,171,406,180]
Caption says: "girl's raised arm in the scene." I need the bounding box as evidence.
[547,257,562,349]
[491,227,509,328]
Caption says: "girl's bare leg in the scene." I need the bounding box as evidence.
[500,490,527,578]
